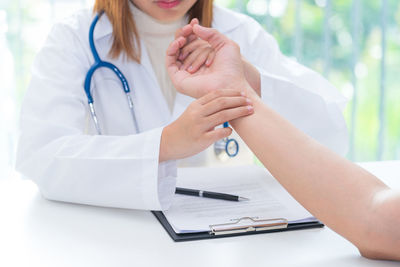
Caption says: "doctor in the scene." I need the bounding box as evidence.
[16,0,348,210]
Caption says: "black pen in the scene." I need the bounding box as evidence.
[175,187,250,202]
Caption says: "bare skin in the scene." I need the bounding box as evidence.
[166,24,400,261]
[130,0,261,162]
[175,20,261,95]
[131,0,197,23]
[159,89,253,162]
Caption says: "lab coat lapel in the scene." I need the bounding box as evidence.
[92,32,171,132]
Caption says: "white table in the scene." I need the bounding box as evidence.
[1,161,399,267]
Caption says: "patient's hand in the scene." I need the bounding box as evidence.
[166,24,248,99]
[174,19,215,74]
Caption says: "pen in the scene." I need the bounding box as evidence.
[175,187,250,202]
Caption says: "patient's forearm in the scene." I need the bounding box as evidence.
[230,87,400,260]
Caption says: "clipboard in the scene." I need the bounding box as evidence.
[152,211,324,242]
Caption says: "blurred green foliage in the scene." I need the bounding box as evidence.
[216,0,400,161]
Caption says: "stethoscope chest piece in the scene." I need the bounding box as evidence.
[225,138,239,157]
[213,122,239,160]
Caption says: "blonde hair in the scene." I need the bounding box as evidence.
[93,0,214,62]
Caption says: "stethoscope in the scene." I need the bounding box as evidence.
[84,12,239,158]
[214,122,239,159]
[84,11,139,135]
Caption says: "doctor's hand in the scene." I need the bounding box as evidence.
[175,19,215,74]
[167,24,249,99]
[159,90,253,162]
[174,21,261,96]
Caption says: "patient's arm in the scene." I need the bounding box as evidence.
[232,86,400,260]
[167,24,400,260]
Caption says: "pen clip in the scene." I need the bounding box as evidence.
[209,217,288,235]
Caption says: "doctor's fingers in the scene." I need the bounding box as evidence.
[186,19,199,42]
[193,24,230,52]
[186,49,214,73]
[205,50,215,67]
[188,34,199,44]
[198,89,244,105]
[179,39,210,60]
[182,47,213,72]
[190,18,200,27]
[174,24,193,39]
[166,36,187,59]
[166,36,187,73]
[205,127,233,144]
[204,105,254,130]
[174,18,198,39]
[202,96,252,117]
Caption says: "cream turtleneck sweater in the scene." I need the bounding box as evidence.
[131,4,187,113]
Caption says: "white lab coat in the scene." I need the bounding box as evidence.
[16,5,348,211]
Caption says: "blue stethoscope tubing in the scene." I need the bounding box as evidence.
[84,11,139,135]
[84,12,238,157]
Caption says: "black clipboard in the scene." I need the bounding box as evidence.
[152,211,324,242]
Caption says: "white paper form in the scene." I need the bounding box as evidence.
[164,165,316,233]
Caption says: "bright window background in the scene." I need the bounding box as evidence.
[0,0,399,179]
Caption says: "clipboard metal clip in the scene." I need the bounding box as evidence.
[209,217,288,236]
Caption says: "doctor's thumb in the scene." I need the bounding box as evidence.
[208,127,233,143]
[193,24,227,50]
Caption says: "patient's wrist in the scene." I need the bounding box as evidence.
[240,81,259,100]
[226,81,259,126]
[242,57,261,96]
